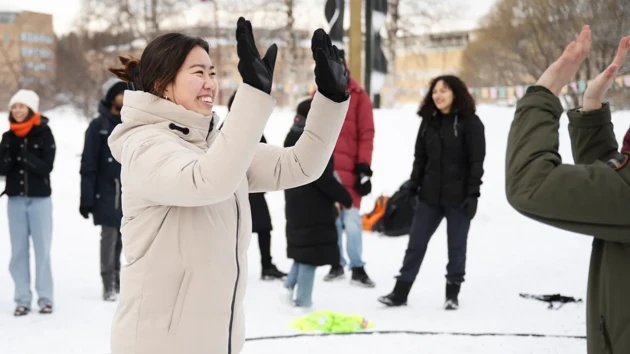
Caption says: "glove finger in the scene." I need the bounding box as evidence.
[315,47,330,72]
[262,44,278,75]
[245,20,259,58]
[236,17,246,41]
[323,32,333,57]
[311,28,325,60]
[332,45,341,62]
[236,33,251,59]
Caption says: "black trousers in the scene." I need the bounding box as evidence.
[256,229,272,268]
[101,226,122,291]
[397,200,470,285]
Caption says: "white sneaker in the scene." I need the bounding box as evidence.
[292,304,312,316]
[279,286,294,306]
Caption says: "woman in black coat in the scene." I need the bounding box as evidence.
[226,92,286,280]
[0,89,56,316]
[281,98,353,309]
[79,78,126,301]
[378,75,486,310]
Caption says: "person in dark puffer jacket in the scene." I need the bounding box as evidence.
[79,78,126,301]
[378,75,485,311]
[225,91,287,280]
[281,98,353,309]
[0,89,56,316]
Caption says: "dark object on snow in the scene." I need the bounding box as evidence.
[372,180,416,236]
[519,293,583,310]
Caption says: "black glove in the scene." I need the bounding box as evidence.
[235,17,277,94]
[311,28,349,103]
[407,180,420,196]
[79,205,92,219]
[354,163,373,197]
[461,197,478,220]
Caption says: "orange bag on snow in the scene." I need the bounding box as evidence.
[362,195,389,231]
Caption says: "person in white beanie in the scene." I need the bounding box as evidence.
[79,78,126,301]
[0,89,57,316]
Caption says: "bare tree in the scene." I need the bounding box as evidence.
[459,0,630,108]
[77,0,195,42]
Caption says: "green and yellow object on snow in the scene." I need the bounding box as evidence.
[288,310,375,333]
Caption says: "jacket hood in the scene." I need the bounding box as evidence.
[108,90,218,163]
[98,99,122,125]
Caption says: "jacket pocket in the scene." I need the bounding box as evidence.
[114,178,121,210]
[169,269,192,334]
[600,316,614,354]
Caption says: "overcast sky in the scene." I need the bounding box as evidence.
[0,0,498,35]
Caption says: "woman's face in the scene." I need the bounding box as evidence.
[164,46,218,116]
[432,80,454,114]
[11,103,30,123]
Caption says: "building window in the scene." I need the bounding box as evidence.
[20,32,54,44]
[22,62,54,72]
[0,12,16,25]
[20,77,52,85]
[21,47,54,58]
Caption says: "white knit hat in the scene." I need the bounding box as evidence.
[9,89,40,113]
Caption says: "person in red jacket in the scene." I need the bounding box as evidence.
[323,52,376,287]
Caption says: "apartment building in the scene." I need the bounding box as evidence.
[0,10,56,103]
[390,30,473,105]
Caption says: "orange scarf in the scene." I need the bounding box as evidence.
[10,113,41,137]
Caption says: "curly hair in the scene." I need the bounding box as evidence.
[418,75,476,118]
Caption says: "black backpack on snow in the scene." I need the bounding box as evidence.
[373,180,416,236]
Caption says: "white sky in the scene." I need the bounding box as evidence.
[0,0,498,35]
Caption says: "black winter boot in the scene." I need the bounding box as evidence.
[323,265,345,281]
[378,280,413,307]
[445,281,460,310]
[261,264,287,280]
[351,267,375,288]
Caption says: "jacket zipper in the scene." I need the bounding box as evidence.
[438,121,443,203]
[114,178,121,210]
[227,195,241,354]
[23,138,28,196]
[600,316,613,353]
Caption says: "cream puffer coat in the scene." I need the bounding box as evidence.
[107,84,350,354]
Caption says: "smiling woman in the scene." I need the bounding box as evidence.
[104,17,351,354]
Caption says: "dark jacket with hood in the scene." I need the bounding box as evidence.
[410,108,486,206]
[283,103,353,266]
[80,100,123,227]
[0,115,56,197]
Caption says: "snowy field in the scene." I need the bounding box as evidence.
[1,99,629,354]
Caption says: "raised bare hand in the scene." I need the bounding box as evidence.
[535,25,591,95]
[582,36,630,111]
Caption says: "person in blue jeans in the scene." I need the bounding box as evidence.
[324,52,376,287]
[0,89,56,316]
[282,98,354,309]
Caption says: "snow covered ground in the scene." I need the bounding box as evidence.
[1,101,629,354]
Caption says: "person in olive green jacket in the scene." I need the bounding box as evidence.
[506,26,630,354]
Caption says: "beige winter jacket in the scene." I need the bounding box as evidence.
[106,84,349,354]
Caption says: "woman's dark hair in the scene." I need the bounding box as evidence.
[109,33,210,97]
[8,108,35,123]
[418,75,476,118]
